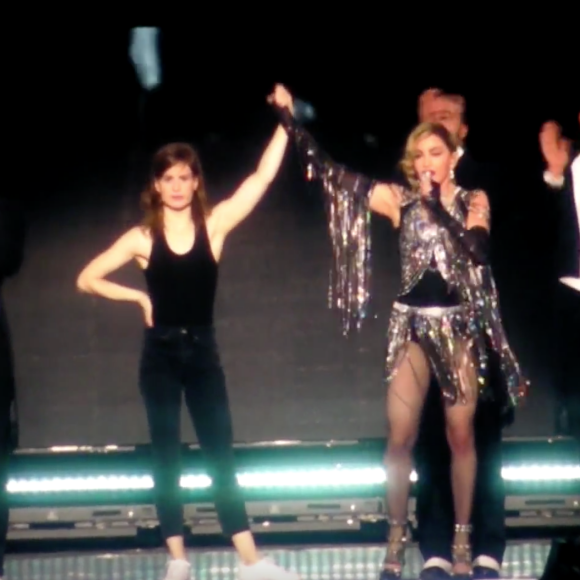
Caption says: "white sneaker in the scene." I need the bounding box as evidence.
[162,559,192,580]
[238,557,300,580]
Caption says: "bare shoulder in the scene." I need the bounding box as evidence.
[119,225,149,246]
[110,225,152,259]
[78,224,153,278]
[395,184,417,207]
[468,189,490,207]
[465,189,491,229]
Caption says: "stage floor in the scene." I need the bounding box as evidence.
[4,540,551,579]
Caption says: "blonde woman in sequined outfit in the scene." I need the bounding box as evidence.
[373,125,490,579]
[274,100,527,579]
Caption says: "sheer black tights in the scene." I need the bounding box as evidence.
[384,341,478,528]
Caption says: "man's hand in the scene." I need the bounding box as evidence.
[540,121,570,177]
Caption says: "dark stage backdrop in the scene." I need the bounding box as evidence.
[5,145,557,448]
[6,28,572,448]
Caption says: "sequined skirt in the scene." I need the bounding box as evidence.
[384,301,489,405]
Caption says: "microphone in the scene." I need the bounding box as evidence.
[270,98,316,132]
[419,171,440,202]
[293,98,316,123]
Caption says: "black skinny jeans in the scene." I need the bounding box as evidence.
[139,325,249,539]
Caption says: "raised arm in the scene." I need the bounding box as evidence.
[212,85,292,236]
[271,91,406,333]
[272,102,401,225]
[540,121,570,188]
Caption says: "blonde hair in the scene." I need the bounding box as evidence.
[399,122,459,190]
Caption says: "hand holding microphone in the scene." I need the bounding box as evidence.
[419,171,441,205]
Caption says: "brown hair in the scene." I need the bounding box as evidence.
[140,142,210,234]
[399,122,458,190]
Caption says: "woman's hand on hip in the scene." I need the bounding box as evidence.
[136,291,153,327]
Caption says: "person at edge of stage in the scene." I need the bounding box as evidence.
[409,88,513,580]
[272,86,527,580]
[77,84,301,580]
[540,113,580,441]
[0,194,26,580]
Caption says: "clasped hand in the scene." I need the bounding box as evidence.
[419,172,441,208]
[267,84,294,114]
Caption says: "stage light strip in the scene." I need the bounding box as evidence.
[6,464,579,493]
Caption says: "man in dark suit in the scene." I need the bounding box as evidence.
[540,116,580,439]
[413,89,507,580]
[0,196,25,579]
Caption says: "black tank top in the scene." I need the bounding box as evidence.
[144,221,218,326]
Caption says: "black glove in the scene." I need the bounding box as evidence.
[423,182,489,265]
[272,105,298,134]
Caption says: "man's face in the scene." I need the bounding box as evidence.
[420,96,468,142]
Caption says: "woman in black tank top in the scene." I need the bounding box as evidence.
[76,85,300,580]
